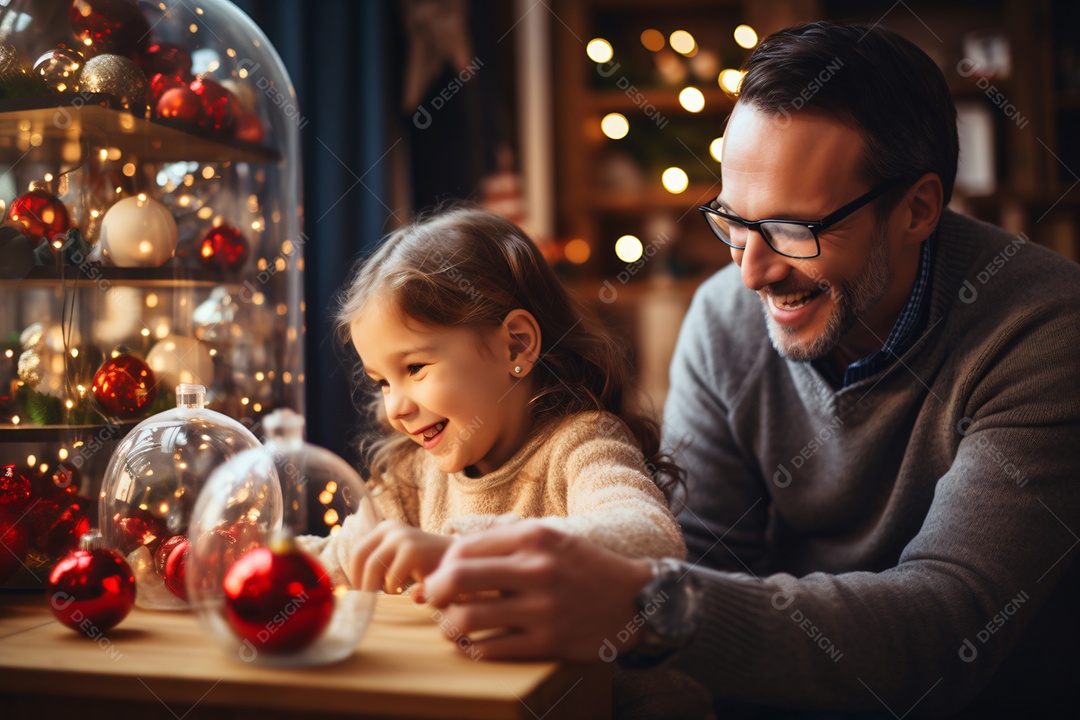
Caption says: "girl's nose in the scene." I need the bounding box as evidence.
[386,388,418,419]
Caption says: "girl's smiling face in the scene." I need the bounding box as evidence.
[350,297,537,477]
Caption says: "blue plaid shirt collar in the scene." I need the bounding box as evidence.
[814,233,935,388]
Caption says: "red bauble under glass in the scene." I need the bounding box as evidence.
[47,537,135,635]
[0,506,30,584]
[163,538,189,600]
[149,72,187,104]
[1,464,33,511]
[91,354,157,419]
[155,534,187,576]
[156,87,206,124]
[234,110,266,144]
[222,543,334,654]
[69,0,151,58]
[138,43,192,82]
[189,75,237,133]
[113,507,164,556]
[7,190,71,246]
[198,224,248,272]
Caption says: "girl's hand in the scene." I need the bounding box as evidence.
[351,520,454,594]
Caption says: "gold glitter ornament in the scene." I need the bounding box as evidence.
[20,323,45,352]
[34,47,85,93]
[17,349,42,388]
[80,53,148,115]
[0,43,29,81]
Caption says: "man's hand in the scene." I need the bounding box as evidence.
[351,520,453,593]
[422,520,654,661]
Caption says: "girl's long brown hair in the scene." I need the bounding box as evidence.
[335,207,684,500]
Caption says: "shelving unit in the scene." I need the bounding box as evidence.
[0,0,304,587]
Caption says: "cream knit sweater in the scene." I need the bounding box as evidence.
[307,411,686,586]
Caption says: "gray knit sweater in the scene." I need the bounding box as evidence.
[663,210,1080,718]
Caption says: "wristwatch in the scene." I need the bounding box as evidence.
[619,558,703,669]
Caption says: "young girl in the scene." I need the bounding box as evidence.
[308,207,686,595]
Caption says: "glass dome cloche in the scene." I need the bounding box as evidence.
[99,383,261,609]
[187,408,382,667]
[0,0,305,588]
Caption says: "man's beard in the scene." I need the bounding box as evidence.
[762,226,893,362]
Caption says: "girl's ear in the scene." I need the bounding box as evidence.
[502,309,542,376]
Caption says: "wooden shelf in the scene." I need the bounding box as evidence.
[0,94,278,165]
[587,183,720,211]
[8,264,238,288]
[585,88,735,115]
[0,421,138,443]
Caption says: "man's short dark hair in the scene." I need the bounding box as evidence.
[737,21,959,207]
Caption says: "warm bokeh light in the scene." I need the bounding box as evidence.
[709,136,724,162]
[600,112,630,139]
[615,235,644,263]
[719,68,745,94]
[640,28,665,52]
[661,167,690,194]
[678,87,705,113]
[586,38,613,63]
[564,238,591,264]
[669,30,696,56]
[734,24,758,49]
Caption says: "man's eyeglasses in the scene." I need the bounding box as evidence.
[698,179,905,259]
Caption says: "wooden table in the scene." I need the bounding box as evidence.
[0,592,610,719]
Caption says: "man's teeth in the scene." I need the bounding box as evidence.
[422,422,446,440]
[773,289,818,310]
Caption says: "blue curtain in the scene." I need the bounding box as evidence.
[233,0,393,462]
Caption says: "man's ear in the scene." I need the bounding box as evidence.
[896,172,944,246]
[502,309,542,375]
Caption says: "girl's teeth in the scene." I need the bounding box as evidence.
[423,422,445,440]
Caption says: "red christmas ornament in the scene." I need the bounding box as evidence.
[47,536,135,635]
[7,190,71,246]
[112,507,164,556]
[1,464,33,511]
[48,462,81,497]
[138,43,192,82]
[198,224,248,272]
[34,495,92,557]
[156,87,205,124]
[149,72,187,104]
[155,534,187,576]
[30,462,81,501]
[222,541,334,654]
[91,354,157,418]
[189,75,237,133]
[234,109,266,144]
[163,538,189,600]
[0,507,30,584]
[69,0,151,58]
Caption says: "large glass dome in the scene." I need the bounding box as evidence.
[0,0,305,587]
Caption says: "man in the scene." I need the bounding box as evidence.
[423,21,1080,717]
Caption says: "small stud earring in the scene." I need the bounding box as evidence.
[513,365,523,375]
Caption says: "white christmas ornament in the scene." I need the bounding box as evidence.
[147,336,215,390]
[99,195,178,267]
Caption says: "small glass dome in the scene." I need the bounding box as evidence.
[98,383,261,609]
[187,408,382,667]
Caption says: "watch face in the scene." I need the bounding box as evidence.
[645,562,701,642]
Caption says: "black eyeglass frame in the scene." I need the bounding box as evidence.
[698,178,906,259]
